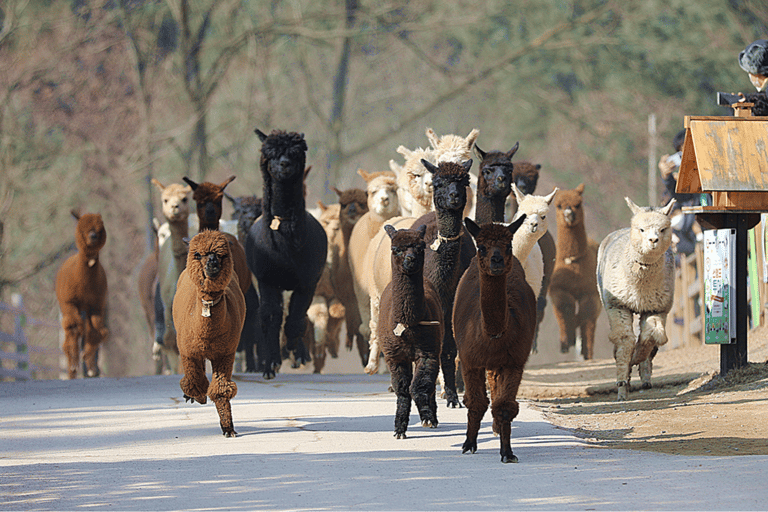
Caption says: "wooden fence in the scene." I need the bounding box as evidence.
[0,294,60,381]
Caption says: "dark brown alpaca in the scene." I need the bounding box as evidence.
[453,216,535,463]
[174,230,246,437]
[378,224,444,439]
[549,184,601,359]
[55,210,108,379]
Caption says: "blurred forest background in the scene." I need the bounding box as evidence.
[1,0,767,378]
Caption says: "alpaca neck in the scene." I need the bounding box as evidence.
[557,222,588,260]
[77,248,101,268]
[623,243,666,277]
[435,204,463,239]
[390,268,426,326]
[268,179,305,220]
[479,271,507,338]
[168,218,189,267]
[198,216,219,232]
[513,229,539,262]
[475,192,506,224]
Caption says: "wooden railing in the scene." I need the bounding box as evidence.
[669,245,705,348]
[0,294,60,381]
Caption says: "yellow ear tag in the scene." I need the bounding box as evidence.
[88,259,96,267]
[270,218,281,230]
[394,323,406,337]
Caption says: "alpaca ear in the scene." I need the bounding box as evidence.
[254,128,268,142]
[512,183,526,204]
[473,143,486,161]
[544,187,559,205]
[508,213,526,237]
[182,237,191,247]
[357,169,371,182]
[224,192,236,206]
[535,164,542,170]
[220,175,236,190]
[465,128,480,149]
[660,198,677,216]
[421,159,439,174]
[506,141,520,160]
[389,159,403,177]
[332,186,342,198]
[182,176,199,191]
[384,224,397,239]
[416,223,427,239]
[575,183,585,194]
[464,217,481,239]
[625,197,642,216]
[70,208,81,220]
[317,200,327,211]
[150,178,165,192]
[461,159,473,173]
[425,128,439,149]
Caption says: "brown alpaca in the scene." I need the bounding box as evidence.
[329,186,369,365]
[174,230,246,437]
[378,224,444,439]
[549,184,601,359]
[453,216,535,463]
[55,210,108,379]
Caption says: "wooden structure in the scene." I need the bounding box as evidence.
[677,103,768,375]
[669,245,705,347]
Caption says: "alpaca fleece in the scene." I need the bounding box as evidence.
[174,230,246,437]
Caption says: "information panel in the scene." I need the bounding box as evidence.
[704,229,736,344]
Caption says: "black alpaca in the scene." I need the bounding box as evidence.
[410,158,474,408]
[246,129,328,379]
[378,224,443,439]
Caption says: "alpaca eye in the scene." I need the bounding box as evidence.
[182,197,188,203]
[194,252,202,260]
[478,246,487,257]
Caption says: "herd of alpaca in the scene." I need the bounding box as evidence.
[55,124,689,457]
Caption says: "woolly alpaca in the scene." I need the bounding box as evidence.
[549,184,601,359]
[225,193,263,245]
[152,179,193,373]
[174,230,246,437]
[392,145,438,218]
[183,175,260,375]
[55,210,108,379]
[246,129,327,378]
[136,219,166,374]
[452,217,536,463]
[329,186,369,365]
[308,201,347,373]
[597,198,676,401]
[348,169,400,371]
[378,224,444,438]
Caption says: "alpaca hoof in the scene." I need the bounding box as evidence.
[222,429,237,438]
[394,432,407,439]
[86,367,100,378]
[641,381,652,390]
[501,453,519,464]
[462,439,477,454]
[616,383,628,401]
[445,391,461,409]
[364,361,379,375]
[262,369,276,380]
[184,394,206,404]
[421,419,438,428]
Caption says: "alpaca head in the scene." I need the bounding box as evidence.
[255,129,308,182]
[421,159,472,213]
[71,209,107,257]
[152,179,192,223]
[473,142,519,199]
[183,176,236,230]
[396,145,438,211]
[317,201,342,236]
[225,193,262,240]
[186,230,235,294]
[511,161,541,196]
[553,183,586,228]
[512,185,558,241]
[464,216,526,277]
[425,128,480,164]
[359,169,399,218]
[332,187,368,229]
[384,223,427,276]
[626,197,676,262]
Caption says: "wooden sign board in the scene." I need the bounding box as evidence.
[677,115,768,209]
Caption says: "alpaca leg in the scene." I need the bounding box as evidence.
[635,313,667,388]
[440,319,460,408]
[411,352,440,428]
[461,367,489,454]
[179,355,208,404]
[606,307,635,401]
[83,310,107,377]
[60,303,83,379]
[153,284,166,374]
[327,301,345,358]
[257,286,284,379]
[578,294,601,360]
[365,295,382,375]
[550,290,577,353]
[491,368,523,463]
[209,355,238,437]
[239,285,261,373]
[389,360,413,439]
[638,346,659,389]
[285,289,314,367]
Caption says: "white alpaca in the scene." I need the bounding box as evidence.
[597,197,676,401]
[511,184,558,298]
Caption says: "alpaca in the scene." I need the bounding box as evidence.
[55,210,108,379]
[453,216,535,463]
[308,201,347,373]
[152,179,193,373]
[378,224,444,438]
[329,186,369,364]
[597,198,677,401]
[136,218,165,374]
[224,193,263,245]
[246,129,327,378]
[392,145,438,218]
[174,230,246,437]
[183,176,261,374]
[549,184,601,359]
[348,169,400,373]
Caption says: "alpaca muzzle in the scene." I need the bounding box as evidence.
[204,254,222,278]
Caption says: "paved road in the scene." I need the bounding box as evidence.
[1,373,766,511]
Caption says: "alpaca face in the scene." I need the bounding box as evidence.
[465,217,525,277]
[76,213,107,252]
[512,162,541,196]
[513,186,557,238]
[629,209,674,261]
[158,183,192,222]
[554,185,585,228]
[228,195,262,239]
[258,131,308,182]
[477,153,514,198]
[423,160,471,212]
[334,188,368,227]
[385,225,427,276]
[368,178,399,217]
[187,231,233,292]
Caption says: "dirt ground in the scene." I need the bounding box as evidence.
[519,325,768,457]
